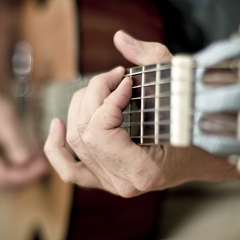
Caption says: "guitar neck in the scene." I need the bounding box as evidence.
[22,36,240,157]
[40,74,93,138]
[122,58,193,146]
[40,56,240,154]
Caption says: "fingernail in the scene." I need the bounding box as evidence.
[121,31,137,46]
[50,119,57,133]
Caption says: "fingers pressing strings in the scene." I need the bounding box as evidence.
[45,118,119,193]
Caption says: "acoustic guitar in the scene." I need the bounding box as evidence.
[0,1,240,239]
[11,33,240,240]
[0,1,77,240]
[4,30,240,240]
[122,36,240,156]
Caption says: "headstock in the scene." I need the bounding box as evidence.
[192,36,240,156]
[123,36,240,156]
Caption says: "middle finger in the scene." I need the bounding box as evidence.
[77,66,124,134]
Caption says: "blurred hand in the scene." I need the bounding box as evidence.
[0,96,49,193]
[44,30,238,198]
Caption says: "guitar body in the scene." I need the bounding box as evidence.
[0,1,77,239]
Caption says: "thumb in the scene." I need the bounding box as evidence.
[113,30,172,66]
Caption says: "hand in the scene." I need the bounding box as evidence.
[0,96,49,193]
[44,30,238,197]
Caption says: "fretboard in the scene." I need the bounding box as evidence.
[122,62,172,145]
[40,56,240,155]
[41,74,94,138]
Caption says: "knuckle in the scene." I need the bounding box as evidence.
[133,175,155,192]
[114,181,138,198]
[82,130,96,148]
[72,88,85,100]
[44,141,54,155]
[89,72,110,88]
[66,131,75,145]
[60,169,75,184]
[117,187,137,198]
[76,119,88,134]
[89,74,101,86]
[154,43,171,60]
[66,131,79,150]
[128,167,158,192]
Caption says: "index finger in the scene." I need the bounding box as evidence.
[77,66,125,131]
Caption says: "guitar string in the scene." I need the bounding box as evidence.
[121,115,237,126]
[123,62,238,140]
[123,118,237,140]
[43,79,239,109]
[121,119,237,130]
[131,78,238,89]
[127,134,238,143]
[35,78,238,137]
[122,107,215,116]
[37,64,238,140]
[46,82,238,141]
[124,65,239,77]
[41,60,239,100]
[34,76,239,123]
[41,63,239,109]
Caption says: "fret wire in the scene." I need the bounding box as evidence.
[155,63,161,144]
[128,102,132,135]
[125,63,239,77]
[128,68,133,135]
[140,66,145,144]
